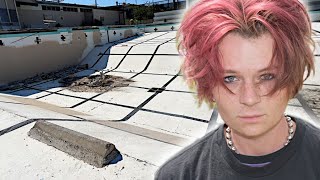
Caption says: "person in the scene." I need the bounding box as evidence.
[155,0,320,179]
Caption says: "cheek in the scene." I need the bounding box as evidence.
[215,94,238,120]
[265,91,289,114]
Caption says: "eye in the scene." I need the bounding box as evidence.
[260,73,275,81]
[224,76,239,83]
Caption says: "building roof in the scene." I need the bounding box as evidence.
[16,0,123,10]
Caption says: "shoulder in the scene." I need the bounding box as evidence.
[294,116,320,154]
[155,124,223,180]
[294,116,320,175]
[297,116,320,141]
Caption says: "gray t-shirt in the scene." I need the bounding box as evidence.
[155,116,320,179]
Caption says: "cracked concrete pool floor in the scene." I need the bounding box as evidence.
[0,29,319,180]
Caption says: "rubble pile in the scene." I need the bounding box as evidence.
[59,72,134,93]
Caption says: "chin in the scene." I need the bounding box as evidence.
[236,125,269,139]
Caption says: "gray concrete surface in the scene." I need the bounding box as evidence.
[0,23,319,179]
[28,120,119,168]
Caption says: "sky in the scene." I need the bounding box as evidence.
[62,0,148,7]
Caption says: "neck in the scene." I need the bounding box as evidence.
[228,116,296,156]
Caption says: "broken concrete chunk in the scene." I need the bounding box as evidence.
[28,120,120,168]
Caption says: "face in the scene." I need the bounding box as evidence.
[213,32,290,139]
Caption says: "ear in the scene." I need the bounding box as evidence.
[211,88,217,102]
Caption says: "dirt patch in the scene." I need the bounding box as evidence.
[300,87,320,118]
[59,73,134,93]
[0,63,133,93]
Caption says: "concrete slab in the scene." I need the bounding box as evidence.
[0,122,159,180]
[312,22,320,31]
[121,33,169,45]
[85,119,194,147]
[86,103,133,120]
[116,55,153,72]
[144,91,212,121]
[110,45,132,54]
[165,76,195,92]
[103,55,127,70]
[93,87,153,107]
[156,43,179,55]
[174,117,210,138]
[131,74,173,88]
[127,110,207,138]
[27,91,52,99]
[0,95,80,120]
[0,109,27,130]
[144,56,182,75]
[72,101,104,114]
[288,98,302,107]
[72,100,133,121]
[129,44,159,54]
[58,89,99,99]
[105,71,136,79]
[304,56,320,86]
[38,93,85,108]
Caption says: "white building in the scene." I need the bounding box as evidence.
[0,0,126,29]
[0,0,20,29]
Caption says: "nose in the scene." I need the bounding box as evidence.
[239,81,261,106]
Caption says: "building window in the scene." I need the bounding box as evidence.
[42,5,60,11]
[80,8,92,13]
[43,14,53,20]
[100,16,104,22]
[63,7,78,12]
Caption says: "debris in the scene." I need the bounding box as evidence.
[28,120,121,168]
[59,74,134,93]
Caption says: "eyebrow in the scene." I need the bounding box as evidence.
[223,66,278,74]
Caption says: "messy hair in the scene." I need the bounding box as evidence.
[177,0,315,104]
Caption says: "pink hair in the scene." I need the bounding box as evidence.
[178,0,315,104]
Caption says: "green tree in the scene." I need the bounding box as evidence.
[133,6,148,21]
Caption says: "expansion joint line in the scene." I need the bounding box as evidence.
[8,32,172,95]
[91,32,170,69]
[118,73,180,122]
[7,34,152,94]
[129,37,176,79]
[25,84,207,123]
[0,118,86,137]
[101,32,171,74]
[70,32,175,107]
[312,29,320,34]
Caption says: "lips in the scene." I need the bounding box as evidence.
[239,114,264,118]
[238,114,264,122]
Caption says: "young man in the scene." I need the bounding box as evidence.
[155,0,320,179]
